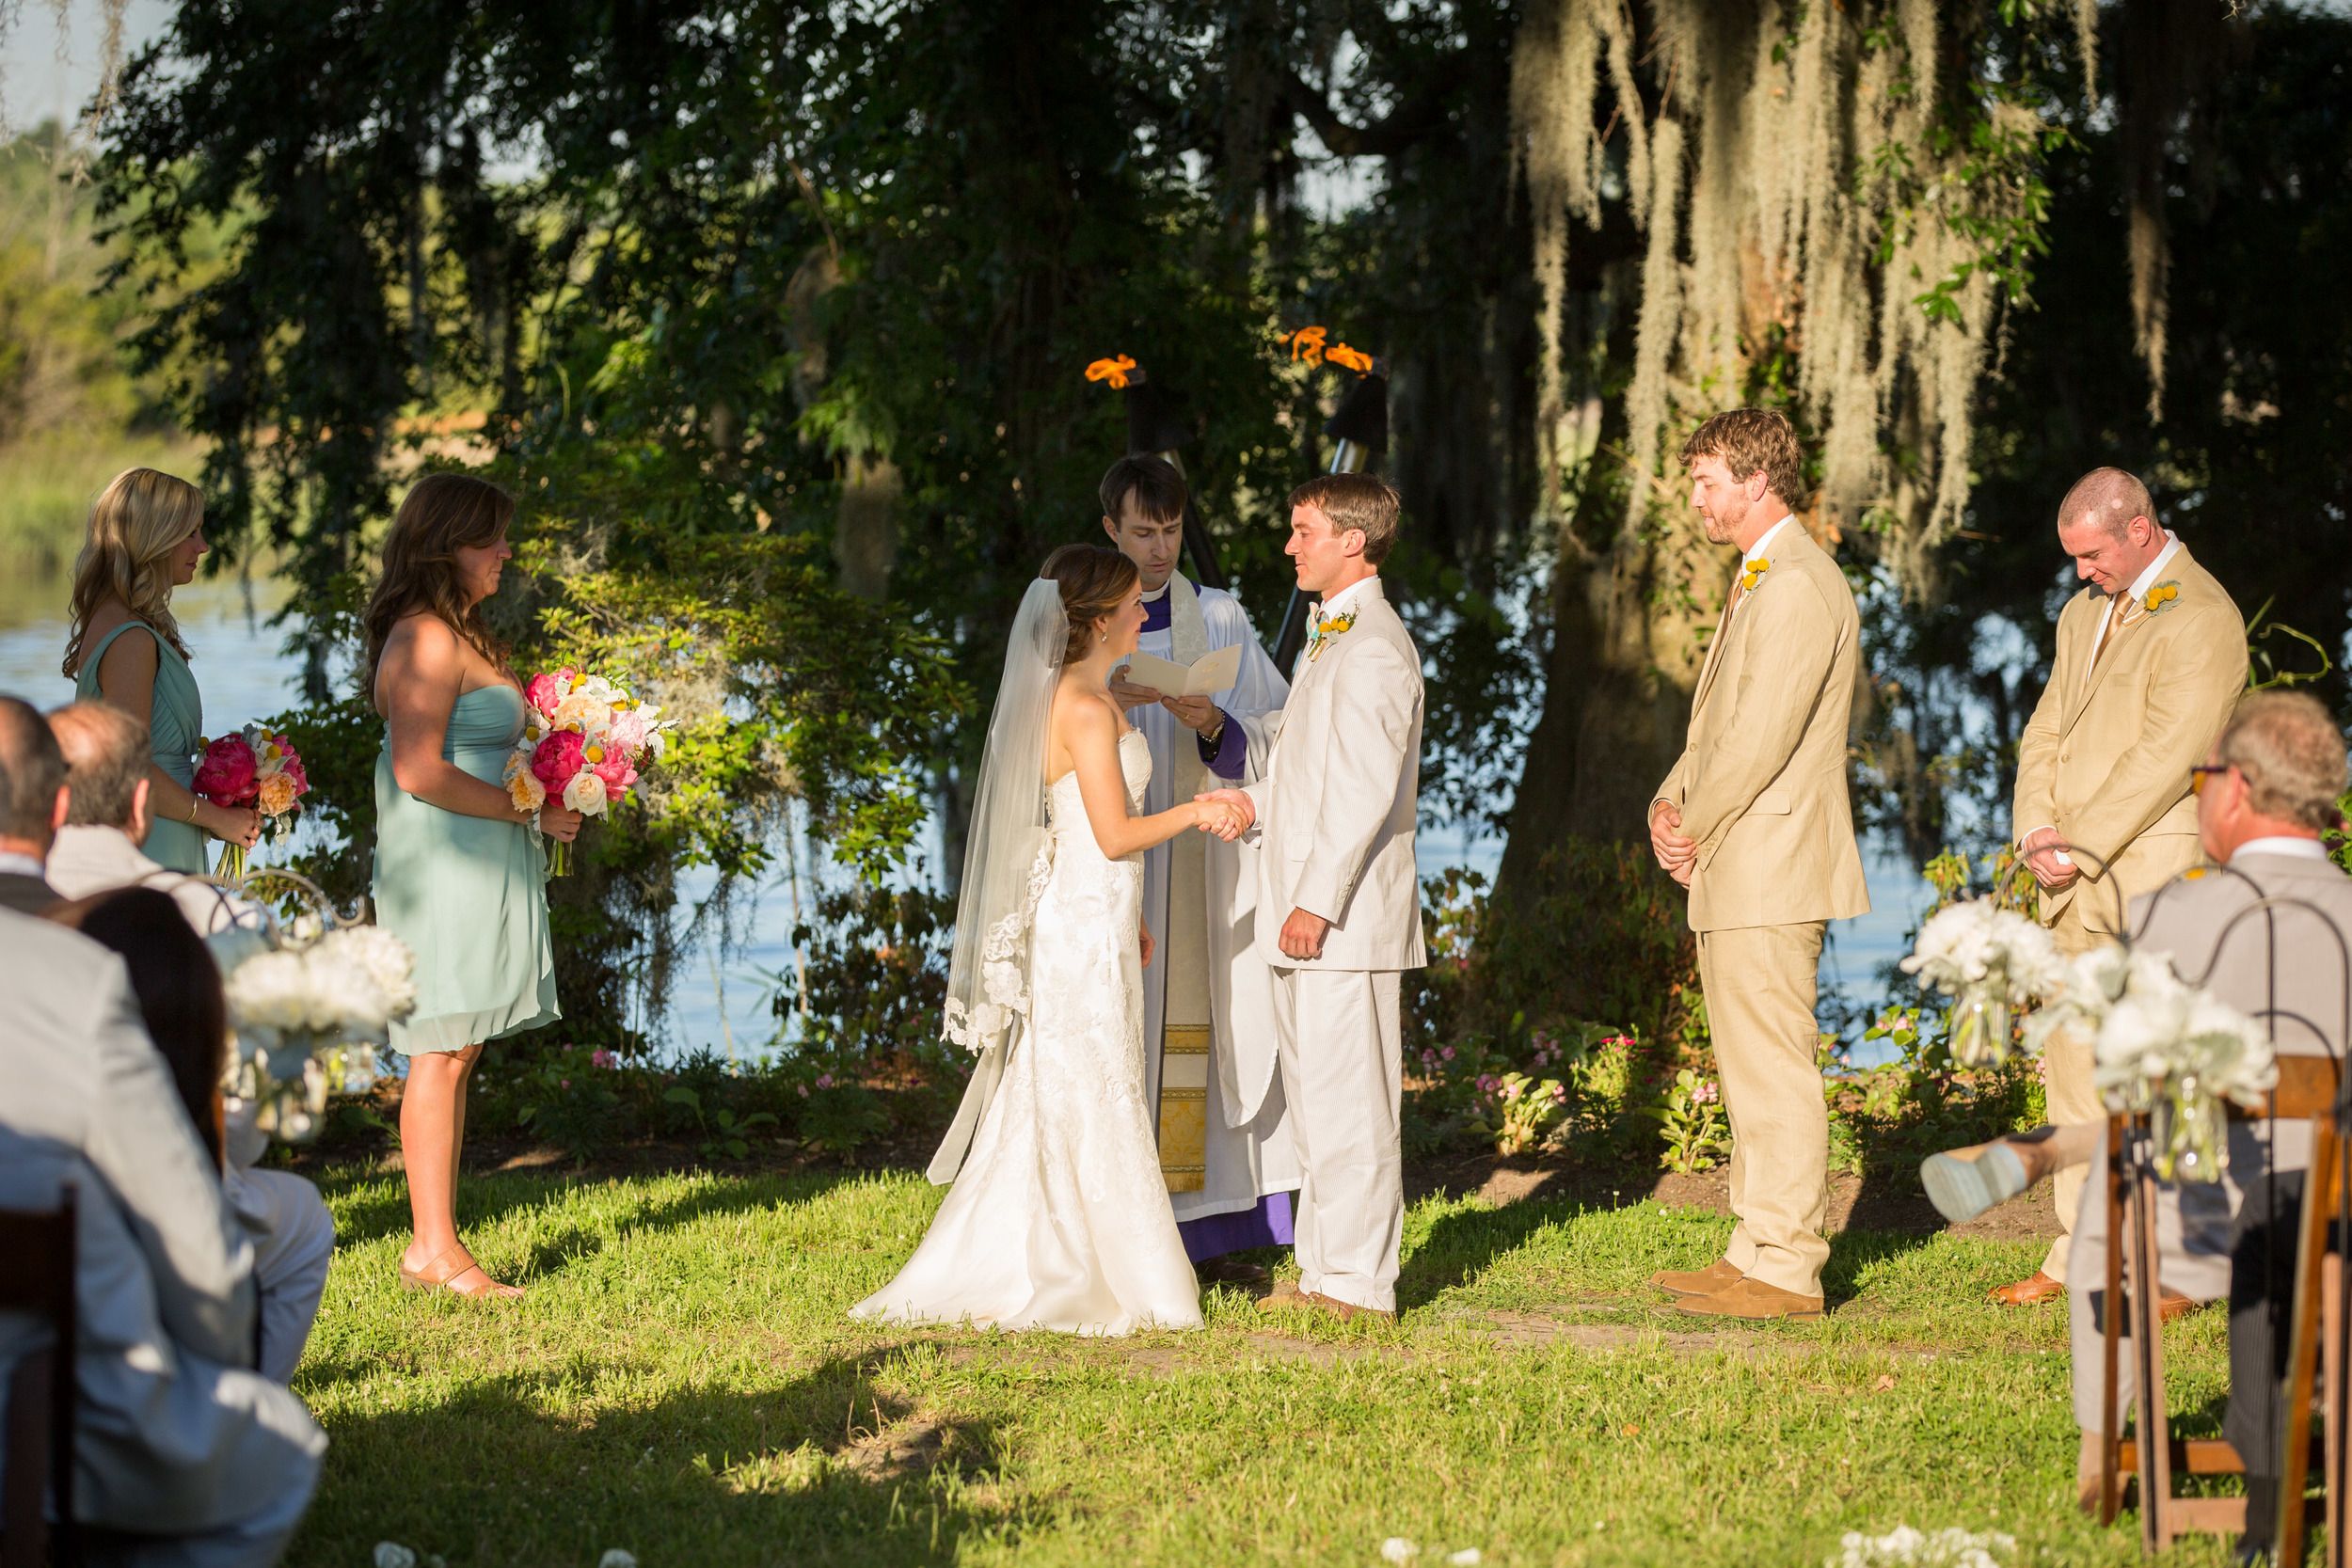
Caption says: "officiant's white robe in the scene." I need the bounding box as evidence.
[1129,578,1300,1227]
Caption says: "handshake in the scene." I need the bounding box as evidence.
[1190,788,1256,842]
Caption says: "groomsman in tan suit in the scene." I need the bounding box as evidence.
[1993,467,2246,1307]
[1647,409,1869,1321]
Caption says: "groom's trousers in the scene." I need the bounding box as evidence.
[1268,964,1403,1313]
[1699,921,1831,1298]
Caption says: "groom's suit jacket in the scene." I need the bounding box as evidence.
[2010,541,2244,936]
[1242,576,1427,973]
[1652,524,1868,933]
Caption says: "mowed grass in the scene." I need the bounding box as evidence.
[286,1164,2244,1567]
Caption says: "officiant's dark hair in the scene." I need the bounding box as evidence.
[1041,544,1139,663]
[1099,455,1187,526]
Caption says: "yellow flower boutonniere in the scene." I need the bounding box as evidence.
[2143,580,2182,615]
[1740,557,1772,594]
[1305,609,1359,662]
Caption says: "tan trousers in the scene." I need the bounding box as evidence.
[1699,921,1830,1297]
[2041,899,2106,1284]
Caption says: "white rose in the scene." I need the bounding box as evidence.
[564,770,610,815]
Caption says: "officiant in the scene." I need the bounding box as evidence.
[1099,455,1302,1264]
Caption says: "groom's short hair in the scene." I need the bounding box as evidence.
[1679,407,1805,507]
[1100,455,1187,526]
[1288,473,1401,565]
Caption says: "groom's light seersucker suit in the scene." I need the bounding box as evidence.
[1242,575,1426,1314]
[1653,520,1867,1299]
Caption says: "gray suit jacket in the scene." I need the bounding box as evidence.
[1242,576,1426,973]
[2132,847,2352,1177]
[0,909,324,1532]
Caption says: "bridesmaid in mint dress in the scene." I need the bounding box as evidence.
[62,469,261,873]
[363,473,581,1300]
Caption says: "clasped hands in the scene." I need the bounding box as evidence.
[1648,800,1695,887]
[2017,825,2078,890]
[1192,786,1252,843]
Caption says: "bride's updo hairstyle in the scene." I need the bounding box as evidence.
[1039,544,1137,664]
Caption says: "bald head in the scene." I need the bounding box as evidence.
[0,694,67,856]
[49,700,151,834]
[2056,467,2166,595]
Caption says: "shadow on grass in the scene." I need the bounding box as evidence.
[289,1343,1030,1568]
[1398,1193,1580,1312]
[315,1163,894,1253]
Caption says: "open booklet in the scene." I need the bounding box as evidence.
[1118,643,1242,698]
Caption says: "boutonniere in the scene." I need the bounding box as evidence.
[1305,608,1358,662]
[2143,580,2182,615]
[1740,557,1772,594]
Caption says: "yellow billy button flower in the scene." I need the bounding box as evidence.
[2143,580,2182,613]
[1740,557,1772,594]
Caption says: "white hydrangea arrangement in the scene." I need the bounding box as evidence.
[2085,950,2276,1182]
[214,919,418,1143]
[1898,897,2068,1066]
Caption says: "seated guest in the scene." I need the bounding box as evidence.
[54,887,335,1387]
[1923,690,2352,1560]
[46,699,253,934]
[0,694,67,913]
[0,902,324,1565]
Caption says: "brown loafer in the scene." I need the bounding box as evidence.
[1303,1290,1395,1323]
[1651,1259,1743,1297]
[1672,1277,1824,1322]
[1990,1270,2064,1307]
[1258,1278,1307,1312]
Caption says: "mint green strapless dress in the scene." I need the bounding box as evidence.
[373,685,560,1054]
[75,620,208,874]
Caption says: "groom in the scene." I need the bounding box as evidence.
[1204,473,1425,1321]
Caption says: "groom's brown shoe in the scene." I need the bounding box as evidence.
[1258,1278,1307,1313]
[1673,1277,1825,1322]
[1651,1259,1743,1298]
[1303,1291,1394,1324]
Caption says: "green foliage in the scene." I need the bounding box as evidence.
[1641,1067,1731,1175]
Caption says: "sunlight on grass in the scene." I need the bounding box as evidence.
[286,1166,2240,1566]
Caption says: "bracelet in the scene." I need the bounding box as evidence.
[1200,714,1227,747]
[186,796,201,825]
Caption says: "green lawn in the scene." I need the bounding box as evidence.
[286,1164,2244,1566]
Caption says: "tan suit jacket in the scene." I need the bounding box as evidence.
[1654,525,1868,932]
[2011,543,2245,934]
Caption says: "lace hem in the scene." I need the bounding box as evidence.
[943,834,1057,1054]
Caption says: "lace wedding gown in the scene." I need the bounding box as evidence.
[850,729,1204,1335]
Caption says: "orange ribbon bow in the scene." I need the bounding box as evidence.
[1286,325,1327,365]
[1325,341,1374,373]
[1085,355,1137,389]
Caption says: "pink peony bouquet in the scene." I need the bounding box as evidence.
[501,668,673,875]
[193,723,310,880]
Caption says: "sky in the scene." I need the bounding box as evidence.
[0,0,172,142]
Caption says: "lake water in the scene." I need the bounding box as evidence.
[0,572,1929,1062]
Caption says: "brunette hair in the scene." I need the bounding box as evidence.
[361,473,516,707]
[61,467,206,677]
[1040,544,1139,664]
[56,887,230,1171]
[1286,472,1402,566]
[1678,408,1806,508]
[1099,455,1187,526]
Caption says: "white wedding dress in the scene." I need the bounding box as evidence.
[850,729,1204,1335]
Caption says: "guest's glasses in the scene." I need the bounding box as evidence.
[2189,764,2232,798]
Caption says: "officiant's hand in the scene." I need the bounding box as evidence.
[1162,694,1218,731]
[1649,800,1695,883]
[1107,667,1162,713]
[1279,907,1331,960]
[2018,825,2078,891]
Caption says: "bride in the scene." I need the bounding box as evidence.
[850,545,1245,1335]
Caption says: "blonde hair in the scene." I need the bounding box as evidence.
[60,467,206,677]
